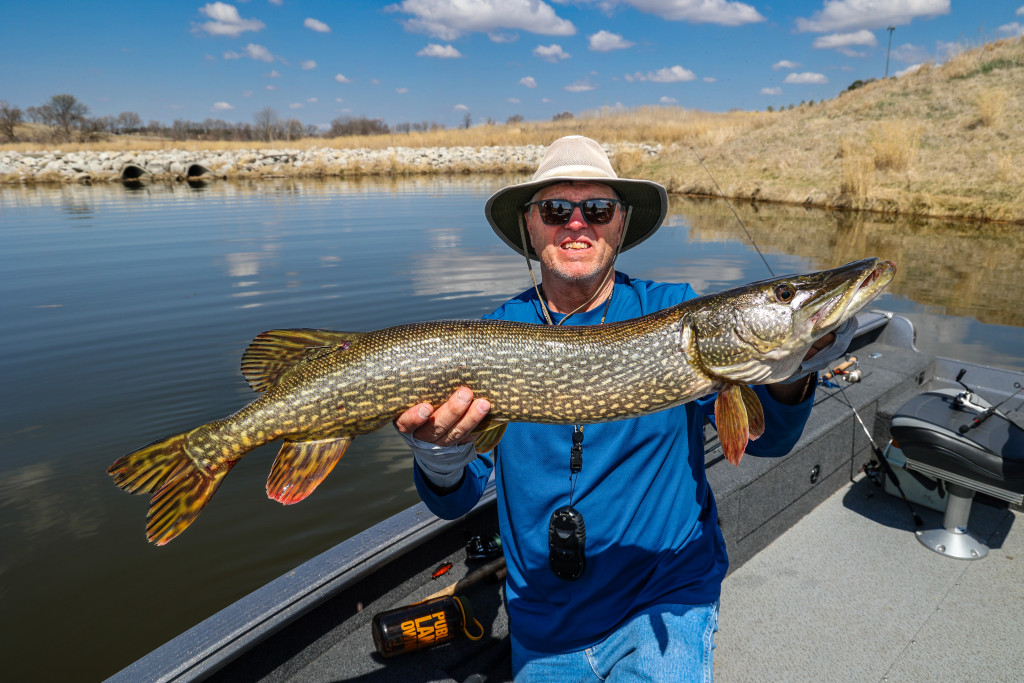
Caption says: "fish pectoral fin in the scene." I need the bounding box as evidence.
[267,437,352,505]
[241,329,364,393]
[715,384,752,467]
[739,384,765,441]
[472,422,507,454]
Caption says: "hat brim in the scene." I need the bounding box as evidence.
[485,176,669,260]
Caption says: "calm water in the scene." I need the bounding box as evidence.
[2,178,1023,681]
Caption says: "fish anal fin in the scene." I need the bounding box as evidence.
[146,457,232,546]
[267,437,352,505]
[715,384,750,466]
[473,422,507,454]
[740,384,765,440]
[241,329,364,393]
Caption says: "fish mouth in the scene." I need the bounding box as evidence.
[801,258,896,333]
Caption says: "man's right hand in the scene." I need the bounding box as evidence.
[394,386,491,447]
[394,387,491,490]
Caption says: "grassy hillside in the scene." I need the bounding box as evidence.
[632,36,1024,223]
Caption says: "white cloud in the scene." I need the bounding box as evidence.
[534,44,570,62]
[289,103,303,109]
[998,22,1024,37]
[703,76,716,82]
[893,63,922,77]
[796,0,950,33]
[392,0,575,40]
[520,76,538,88]
[589,30,634,52]
[783,72,829,84]
[891,43,930,63]
[583,0,764,26]
[489,32,519,43]
[211,101,234,111]
[761,87,783,95]
[307,97,319,103]
[507,97,521,103]
[773,59,800,70]
[625,65,696,82]
[304,18,331,33]
[242,90,254,97]
[660,96,677,103]
[301,60,317,70]
[335,74,353,83]
[265,70,281,79]
[335,97,344,103]
[417,43,464,58]
[223,43,275,63]
[265,85,276,91]
[565,79,596,92]
[396,87,409,94]
[454,103,469,111]
[1019,6,1024,15]
[198,2,265,37]
[813,29,878,49]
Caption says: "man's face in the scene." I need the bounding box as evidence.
[525,181,624,284]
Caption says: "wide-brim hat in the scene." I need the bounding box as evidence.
[484,135,668,260]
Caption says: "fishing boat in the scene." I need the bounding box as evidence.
[106,310,1024,682]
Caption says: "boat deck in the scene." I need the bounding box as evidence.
[718,476,1023,682]
[112,314,1024,682]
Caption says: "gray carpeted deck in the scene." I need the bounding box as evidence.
[717,476,1024,682]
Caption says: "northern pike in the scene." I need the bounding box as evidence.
[110,257,895,544]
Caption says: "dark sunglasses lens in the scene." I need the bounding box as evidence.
[582,200,616,224]
[539,200,574,224]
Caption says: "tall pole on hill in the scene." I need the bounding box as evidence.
[885,26,896,78]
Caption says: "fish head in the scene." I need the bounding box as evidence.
[688,258,896,384]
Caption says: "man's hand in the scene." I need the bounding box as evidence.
[395,387,491,491]
[394,387,491,446]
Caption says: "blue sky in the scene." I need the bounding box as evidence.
[2,1,1023,130]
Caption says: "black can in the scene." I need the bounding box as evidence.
[372,595,472,658]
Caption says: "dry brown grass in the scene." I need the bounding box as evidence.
[4,37,1023,223]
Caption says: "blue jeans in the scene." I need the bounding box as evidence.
[511,601,719,682]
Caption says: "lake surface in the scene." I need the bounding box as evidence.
[2,177,1023,681]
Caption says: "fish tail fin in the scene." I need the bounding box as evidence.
[146,454,233,546]
[109,422,234,545]
[109,431,194,495]
[266,437,352,505]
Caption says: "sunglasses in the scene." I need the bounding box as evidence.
[524,198,623,226]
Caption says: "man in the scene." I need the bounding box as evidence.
[395,136,852,680]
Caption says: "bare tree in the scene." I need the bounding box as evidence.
[41,94,89,142]
[0,101,23,141]
[253,107,281,142]
[116,111,142,135]
[461,112,471,129]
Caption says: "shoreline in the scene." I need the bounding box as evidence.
[0,144,658,184]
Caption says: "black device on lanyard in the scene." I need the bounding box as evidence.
[548,427,587,580]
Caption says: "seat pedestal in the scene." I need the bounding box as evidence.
[914,483,988,560]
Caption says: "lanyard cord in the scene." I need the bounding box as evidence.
[516,205,634,508]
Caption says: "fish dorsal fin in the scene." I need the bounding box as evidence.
[473,422,508,454]
[266,437,352,505]
[715,384,764,466]
[241,329,362,393]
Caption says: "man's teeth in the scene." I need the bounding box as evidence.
[562,241,589,249]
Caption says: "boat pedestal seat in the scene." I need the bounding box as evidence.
[890,389,1024,560]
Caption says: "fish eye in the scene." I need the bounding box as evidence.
[774,283,796,303]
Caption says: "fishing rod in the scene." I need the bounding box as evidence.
[692,147,923,527]
[955,370,1024,434]
[690,145,775,277]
